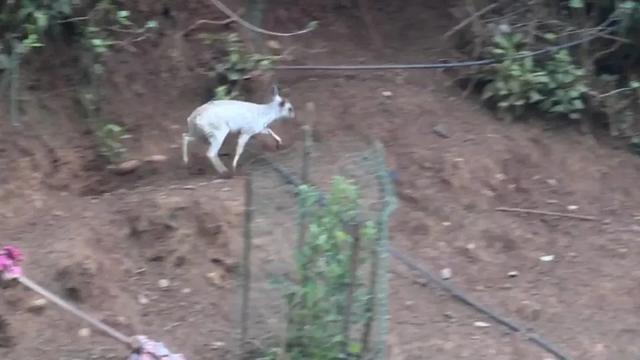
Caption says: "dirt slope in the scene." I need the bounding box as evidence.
[2,1,640,359]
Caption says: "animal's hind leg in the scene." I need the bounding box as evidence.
[182,133,194,165]
[206,128,230,174]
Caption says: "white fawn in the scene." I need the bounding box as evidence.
[182,86,295,174]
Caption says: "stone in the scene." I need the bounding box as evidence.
[440,268,452,280]
[26,298,47,314]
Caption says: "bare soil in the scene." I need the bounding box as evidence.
[2,1,640,359]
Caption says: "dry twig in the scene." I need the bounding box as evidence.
[444,3,497,39]
[496,207,598,221]
[181,18,234,36]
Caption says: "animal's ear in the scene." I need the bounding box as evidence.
[272,85,280,98]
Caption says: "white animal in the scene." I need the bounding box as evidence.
[182,86,295,174]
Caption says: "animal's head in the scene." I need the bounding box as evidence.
[271,85,295,119]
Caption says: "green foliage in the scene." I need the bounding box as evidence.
[96,123,126,161]
[274,176,377,360]
[482,33,549,117]
[215,33,275,82]
[591,75,640,137]
[80,2,157,58]
[565,0,640,46]
[0,1,157,161]
[0,0,74,56]
[482,33,588,120]
[538,50,588,119]
[214,84,240,100]
[199,32,276,100]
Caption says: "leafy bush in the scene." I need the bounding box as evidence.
[215,33,274,84]
[271,176,378,360]
[481,33,549,118]
[482,32,588,120]
[199,32,277,100]
[0,1,157,163]
[0,0,74,56]
[96,123,126,161]
[213,84,239,100]
[539,50,588,119]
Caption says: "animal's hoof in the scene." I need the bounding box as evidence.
[275,141,282,150]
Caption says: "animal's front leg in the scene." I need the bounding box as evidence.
[182,133,194,165]
[262,128,282,149]
[233,133,252,171]
[206,128,230,175]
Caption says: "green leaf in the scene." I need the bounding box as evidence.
[620,1,637,10]
[306,20,319,30]
[528,90,543,102]
[572,99,585,109]
[498,101,511,108]
[34,10,48,30]
[494,34,510,49]
[513,99,526,106]
[145,20,159,28]
[569,0,584,8]
[228,71,241,80]
[348,342,363,354]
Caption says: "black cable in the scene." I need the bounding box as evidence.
[388,248,572,360]
[274,18,617,71]
[255,154,573,360]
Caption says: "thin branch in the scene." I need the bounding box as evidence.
[107,26,148,34]
[589,40,623,64]
[181,18,234,36]
[598,86,638,98]
[496,207,598,221]
[109,33,152,52]
[358,0,384,49]
[208,0,315,37]
[57,16,90,23]
[444,3,498,39]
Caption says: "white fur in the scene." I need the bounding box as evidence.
[182,86,295,174]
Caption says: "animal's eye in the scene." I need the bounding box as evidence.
[279,100,286,107]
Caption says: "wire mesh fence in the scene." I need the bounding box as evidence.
[233,106,396,359]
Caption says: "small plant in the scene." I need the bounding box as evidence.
[214,84,240,100]
[481,33,549,119]
[198,32,277,100]
[482,32,589,121]
[215,33,275,83]
[539,50,588,120]
[273,176,378,360]
[96,123,127,161]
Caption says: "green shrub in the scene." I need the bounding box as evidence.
[482,32,588,120]
[269,176,378,360]
[481,33,549,118]
[539,50,588,119]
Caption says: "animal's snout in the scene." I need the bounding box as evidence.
[289,108,295,118]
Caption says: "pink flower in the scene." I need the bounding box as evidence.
[0,245,23,280]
